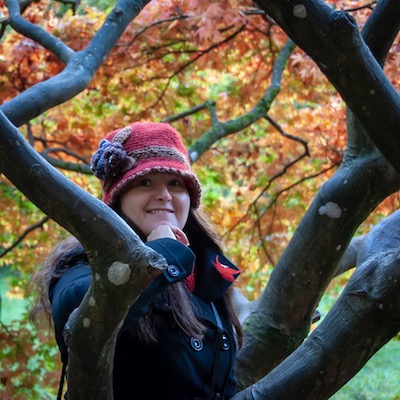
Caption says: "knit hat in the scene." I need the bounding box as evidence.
[91,122,202,208]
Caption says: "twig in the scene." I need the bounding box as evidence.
[0,216,50,257]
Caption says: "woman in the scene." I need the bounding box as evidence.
[31,122,243,400]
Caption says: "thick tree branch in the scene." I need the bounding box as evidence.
[235,210,400,400]
[254,0,400,175]
[236,152,400,387]
[232,0,400,391]
[0,111,166,400]
[346,0,400,158]
[1,0,151,127]
[361,0,400,66]
[6,0,75,63]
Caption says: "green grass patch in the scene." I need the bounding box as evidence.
[331,340,400,400]
[318,277,400,400]
[0,269,28,324]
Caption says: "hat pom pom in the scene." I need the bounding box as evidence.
[104,142,136,178]
[91,139,110,180]
[91,139,135,182]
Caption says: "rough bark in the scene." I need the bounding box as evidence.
[0,110,167,399]
[235,0,400,392]
[233,210,400,400]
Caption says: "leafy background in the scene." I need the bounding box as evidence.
[1,0,400,398]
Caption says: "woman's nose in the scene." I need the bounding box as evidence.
[155,185,172,201]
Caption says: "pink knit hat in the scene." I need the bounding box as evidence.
[91,122,202,208]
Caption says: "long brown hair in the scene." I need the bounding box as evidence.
[30,207,243,346]
[29,236,86,326]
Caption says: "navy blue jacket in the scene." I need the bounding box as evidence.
[49,238,240,400]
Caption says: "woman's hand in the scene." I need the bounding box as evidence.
[146,225,190,246]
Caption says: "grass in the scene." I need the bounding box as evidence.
[317,277,400,400]
[331,340,400,400]
[0,270,29,324]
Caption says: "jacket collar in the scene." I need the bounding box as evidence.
[193,248,240,303]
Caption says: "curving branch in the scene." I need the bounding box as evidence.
[234,0,400,390]
[188,38,296,162]
[0,216,50,258]
[235,210,400,400]
[361,0,400,66]
[1,0,151,127]
[40,154,92,174]
[163,100,217,124]
[6,0,75,63]
[254,0,400,174]
[0,109,168,400]
[346,0,400,159]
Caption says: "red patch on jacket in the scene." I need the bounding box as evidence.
[212,256,239,282]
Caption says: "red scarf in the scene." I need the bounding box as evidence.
[183,263,196,293]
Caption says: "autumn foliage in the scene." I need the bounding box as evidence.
[1,0,400,397]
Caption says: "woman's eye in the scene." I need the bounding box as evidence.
[138,179,152,186]
[170,179,184,187]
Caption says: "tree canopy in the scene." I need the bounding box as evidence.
[1,0,400,399]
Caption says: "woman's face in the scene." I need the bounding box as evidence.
[120,172,191,237]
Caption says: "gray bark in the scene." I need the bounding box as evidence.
[0,110,167,399]
[234,210,400,399]
[234,0,400,397]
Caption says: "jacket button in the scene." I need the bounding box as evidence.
[190,337,203,351]
[221,334,230,350]
[167,264,180,277]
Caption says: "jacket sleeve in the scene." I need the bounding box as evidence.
[50,239,195,357]
[120,238,195,330]
[146,237,195,274]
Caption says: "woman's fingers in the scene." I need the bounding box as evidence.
[170,227,190,246]
[146,225,189,245]
[146,225,175,242]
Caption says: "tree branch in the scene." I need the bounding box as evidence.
[6,0,74,63]
[1,0,151,127]
[41,154,92,174]
[162,100,217,124]
[236,152,400,387]
[0,110,167,400]
[254,0,400,175]
[361,0,400,66]
[188,38,296,162]
[237,210,400,400]
[0,216,49,257]
[346,0,400,158]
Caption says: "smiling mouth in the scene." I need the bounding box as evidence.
[147,209,173,214]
